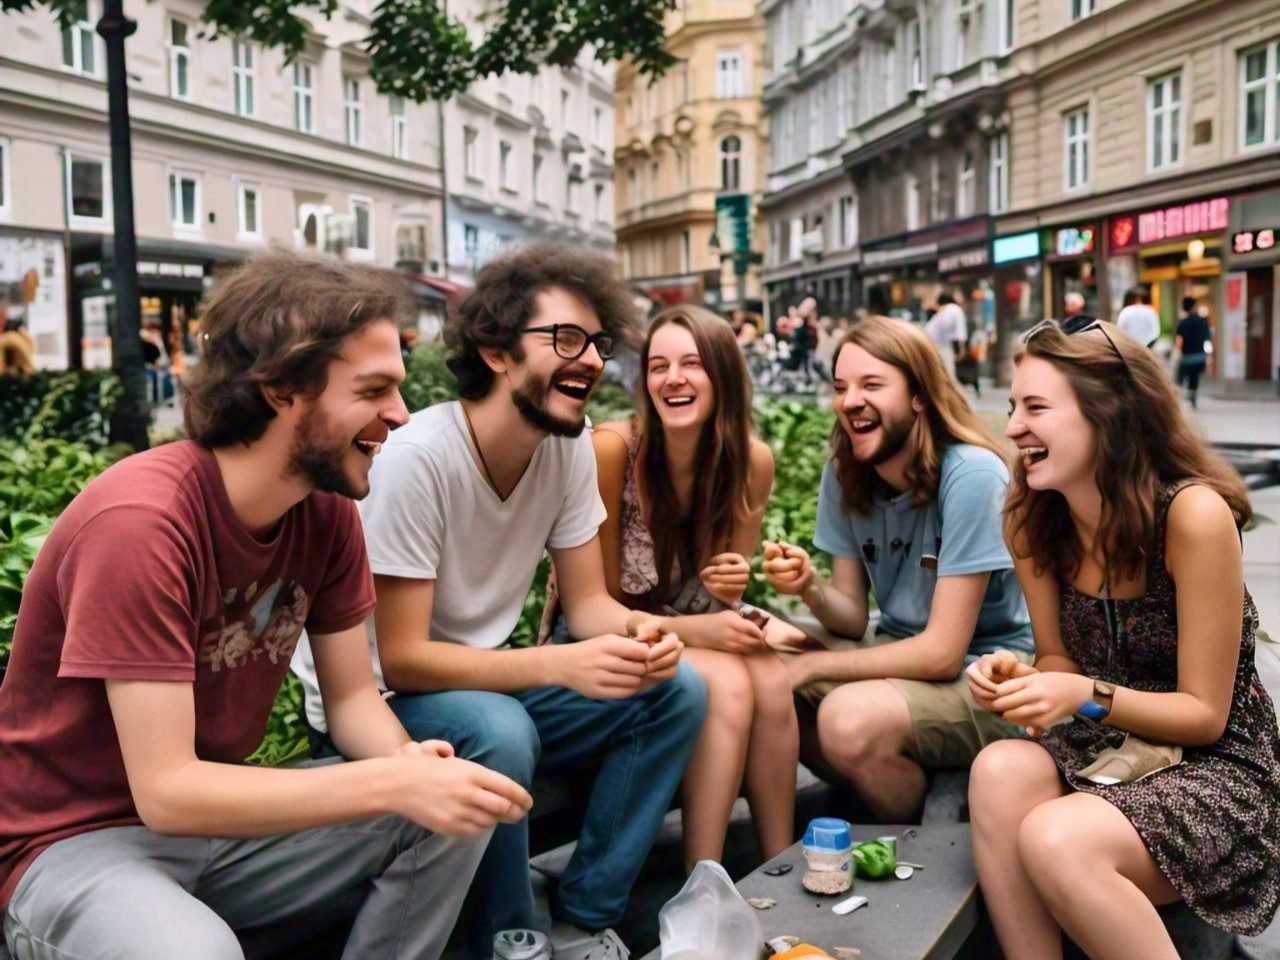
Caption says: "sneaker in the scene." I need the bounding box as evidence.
[548,922,630,960]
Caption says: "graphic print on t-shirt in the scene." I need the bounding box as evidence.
[198,579,309,672]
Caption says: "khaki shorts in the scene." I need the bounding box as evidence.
[770,614,1030,770]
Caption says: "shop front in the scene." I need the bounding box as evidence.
[1224,188,1280,392]
[1044,221,1103,318]
[1106,196,1230,342]
[990,230,1044,383]
[0,227,68,371]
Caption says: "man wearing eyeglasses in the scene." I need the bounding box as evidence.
[293,244,706,960]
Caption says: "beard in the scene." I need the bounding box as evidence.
[847,408,917,466]
[288,402,365,499]
[512,370,589,438]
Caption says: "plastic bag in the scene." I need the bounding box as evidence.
[659,860,763,960]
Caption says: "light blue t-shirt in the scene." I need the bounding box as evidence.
[813,444,1032,660]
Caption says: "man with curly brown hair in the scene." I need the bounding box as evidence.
[0,251,531,960]
[295,244,708,960]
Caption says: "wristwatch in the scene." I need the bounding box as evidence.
[1077,679,1117,722]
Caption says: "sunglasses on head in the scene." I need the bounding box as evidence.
[1022,315,1132,379]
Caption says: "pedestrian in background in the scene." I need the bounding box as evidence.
[1116,288,1161,349]
[926,292,968,379]
[1175,296,1213,409]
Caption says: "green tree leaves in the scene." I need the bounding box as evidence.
[2,0,676,100]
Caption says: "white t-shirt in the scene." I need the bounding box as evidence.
[1116,304,1161,347]
[926,303,968,348]
[292,400,607,733]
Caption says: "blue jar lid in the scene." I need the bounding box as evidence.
[802,817,852,852]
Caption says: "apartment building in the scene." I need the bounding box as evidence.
[442,0,615,284]
[615,0,766,313]
[0,0,446,370]
[993,0,1280,392]
[761,0,1014,325]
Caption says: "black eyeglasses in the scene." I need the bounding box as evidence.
[1022,316,1132,379]
[523,324,616,361]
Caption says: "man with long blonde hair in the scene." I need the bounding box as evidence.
[763,315,1033,821]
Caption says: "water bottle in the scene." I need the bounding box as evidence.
[492,929,551,960]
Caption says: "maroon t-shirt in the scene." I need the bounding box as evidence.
[0,441,375,907]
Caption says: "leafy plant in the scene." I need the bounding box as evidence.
[246,672,311,766]
[0,371,123,448]
[401,341,460,413]
[0,512,53,670]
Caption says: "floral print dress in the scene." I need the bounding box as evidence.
[1039,482,1280,935]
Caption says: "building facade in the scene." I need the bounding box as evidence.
[0,0,447,370]
[442,2,615,284]
[614,0,767,314]
[993,0,1280,393]
[761,0,1015,327]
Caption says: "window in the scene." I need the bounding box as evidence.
[593,183,605,223]
[343,77,363,146]
[716,50,745,99]
[846,62,859,128]
[592,106,605,145]
[463,224,480,261]
[168,172,201,231]
[464,127,479,179]
[905,172,920,230]
[293,62,315,133]
[628,168,638,207]
[237,180,261,239]
[650,161,659,199]
[1064,106,1090,189]
[396,223,428,261]
[532,152,544,203]
[560,89,570,119]
[680,230,691,274]
[719,135,742,192]
[0,139,10,221]
[1241,40,1280,149]
[882,41,897,108]
[677,148,690,188]
[349,197,372,254]
[957,151,975,217]
[61,4,96,75]
[67,155,109,225]
[908,19,923,89]
[566,176,579,213]
[989,132,1009,213]
[838,195,858,248]
[390,97,408,159]
[1148,71,1182,170]
[168,18,191,99]
[499,140,513,190]
[999,0,1015,52]
[788,215,803,261]
[232,40,255,117]
[1070,0,1095,22]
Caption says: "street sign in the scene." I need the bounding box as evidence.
[715,194,752,257]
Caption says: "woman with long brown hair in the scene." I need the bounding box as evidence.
[593,305,799,868]
[967,318,1280,959]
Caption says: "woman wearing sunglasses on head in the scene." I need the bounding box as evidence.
[966,316,1280,959]
[590,305,802,870]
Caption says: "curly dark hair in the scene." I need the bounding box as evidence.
[182,250,416,447]
[445,243,640,399]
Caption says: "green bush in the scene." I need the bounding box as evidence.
[0,371,122,448]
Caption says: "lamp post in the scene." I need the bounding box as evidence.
[98,0,149,450]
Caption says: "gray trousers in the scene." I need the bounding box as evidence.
[2,815,488,960]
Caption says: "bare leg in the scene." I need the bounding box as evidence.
[740,651,799,859]
[679,647,754,870]
[1020,793,1181,960]
[816,680,923,821]
[969,739,1069,960]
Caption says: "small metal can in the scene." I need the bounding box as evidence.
[492,929,551,960]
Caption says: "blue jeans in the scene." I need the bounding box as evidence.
[387,664,706,959]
